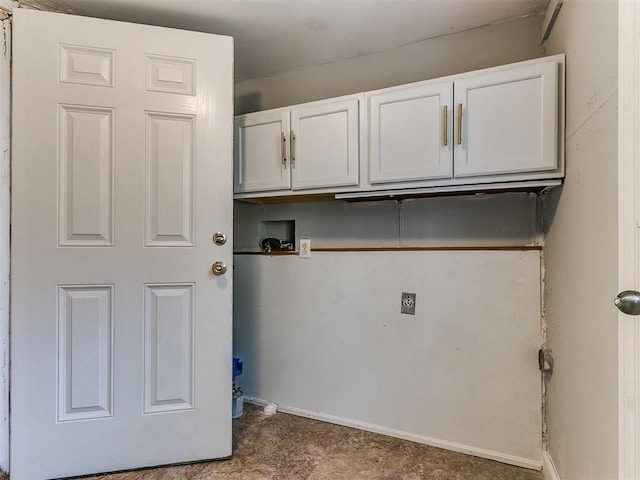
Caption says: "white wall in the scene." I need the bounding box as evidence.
[235,15,543,114]
[234,251,543,467]
[234,194,539,252]
[0,15,10,474]
[542,1,619,479]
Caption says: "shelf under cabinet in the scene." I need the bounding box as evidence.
[334,179,562,201]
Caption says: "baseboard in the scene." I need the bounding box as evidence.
[243,396,542,471]
[542,451,561,480]
[244,396,268,407]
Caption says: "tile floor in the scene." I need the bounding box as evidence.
[78,403,543,480]
[0,404,544,479]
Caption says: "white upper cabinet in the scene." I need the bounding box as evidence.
[234,110,290,193]
[234,54,565,200]
[234,96,360,196]
[453,61,558,178]
[365,55,563,189]
[368,81,453,184]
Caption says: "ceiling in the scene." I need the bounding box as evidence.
[17,0,549,81]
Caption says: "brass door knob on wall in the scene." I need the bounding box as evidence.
[212,261,227,276]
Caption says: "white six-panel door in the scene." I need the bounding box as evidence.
[11,9,233,479]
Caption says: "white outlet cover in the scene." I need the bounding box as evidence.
[299,238,311,259]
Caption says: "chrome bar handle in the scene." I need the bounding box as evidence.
[442,105,448,147]
[290,130,296,168]
[281,131,287,168]
[456,103,463,146]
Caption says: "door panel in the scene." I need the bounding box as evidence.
[11,9,233,479]
[145,112,195,246]
[57,285,114,422]
[145,55,195,95]
[59,44,115,87]
[144,283,194,414]
[59,105,115,246]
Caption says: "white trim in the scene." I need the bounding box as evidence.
[244,396,268,407]
[244,396,542,471]
[542,451,561,480]
[0,1,16,14]
[618,1,640,479]
[0,16,9,475]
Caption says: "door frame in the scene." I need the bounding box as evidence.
[618,1,640,478]
[0,2,10,474]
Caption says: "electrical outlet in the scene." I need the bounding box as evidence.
[299,238,311,259]
[401,292,416,315]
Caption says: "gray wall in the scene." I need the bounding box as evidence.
[235,15,544,115]
[542,1,619,479]
[234,250,543,467]
[234,194,539,251]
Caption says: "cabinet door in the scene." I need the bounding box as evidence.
[234,110,290,193]
[454,61,558,178]
[290,98,359,190]
[368,81,453,184]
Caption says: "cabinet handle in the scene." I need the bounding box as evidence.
[442,105,448,147]
[281,131,287,169]
[290,130,296,168]
[456,103,463,146]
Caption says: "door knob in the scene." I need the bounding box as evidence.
[212,261,227,276]
[615,290,640,315]
[213,232,227,246]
